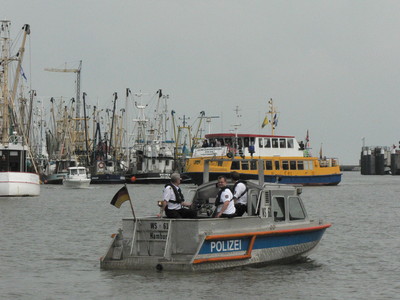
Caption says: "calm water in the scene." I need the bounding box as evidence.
[1,172,399,300]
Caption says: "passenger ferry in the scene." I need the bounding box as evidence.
[184,133,341,186]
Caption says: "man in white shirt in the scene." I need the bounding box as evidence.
[231,171,248,216]
[160,173,196,218]
[214,176,236,218]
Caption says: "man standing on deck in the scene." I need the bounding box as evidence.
[160,173,197,218]
[231,171,248,216]
[214,176,236,218]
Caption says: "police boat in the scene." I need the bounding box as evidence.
[100,160,331,271]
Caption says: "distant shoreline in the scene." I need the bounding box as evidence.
[340,165,360,172]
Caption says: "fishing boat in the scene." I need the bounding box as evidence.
[126,90,177,184]
[100,159,330,271]
[184,100,341,186]
[63,166,90,188]
[0,20,40,196]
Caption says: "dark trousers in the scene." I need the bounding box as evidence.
[235,203,247,216]
[221,213,236,218]
[165,207,197,219]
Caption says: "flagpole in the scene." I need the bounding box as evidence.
[125,184,136,222]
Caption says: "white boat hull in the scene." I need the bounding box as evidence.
[63,178,91,189]
[0,172,40,196]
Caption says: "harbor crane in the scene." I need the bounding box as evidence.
[44,60,82,128]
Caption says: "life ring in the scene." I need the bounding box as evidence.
[98,162,105,169]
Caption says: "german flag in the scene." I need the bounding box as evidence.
[110,186,131,208]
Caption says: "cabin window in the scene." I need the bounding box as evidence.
[304,161,313,170]
[264,138,271,148]
[241,161,249,170]
[272,196,285,221]
[194,160,201,165]
[231,161,240,170]
[272,138,279,148]
[225,138,233,147]
[265,160,273,170]
[279,138,286,148]
[152,158,156,165]
[287,139,294,148]
[258,138,264,148]
[10,151,18,156]
[166,160,170,166]
[282,161,289,170]
[79,169,86,175]
[274,161,280,170]
[250,160,258,170]
[297,161,304,170]
[218,161,223,167]
[244,137,249,147]
[289,161,297,170]
[289,197,306,220]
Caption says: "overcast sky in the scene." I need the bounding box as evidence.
[4,0,400,164]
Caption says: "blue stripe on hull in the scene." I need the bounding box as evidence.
[252,229,326,250]
[198,229,326,255]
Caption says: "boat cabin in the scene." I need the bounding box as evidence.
[189,180,308,222]
[194,133,305,158]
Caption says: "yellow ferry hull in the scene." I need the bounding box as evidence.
[184,156,342,186]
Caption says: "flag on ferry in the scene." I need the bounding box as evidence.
[110,186,131,208]
[261,116,269,128]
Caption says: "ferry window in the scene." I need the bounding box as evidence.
[258,138,264,148]
[272,138,279,148]
[194,160,201,165]
[152,158,156,165]
[289,197,306,220]
[297,161,304,170]
[244,137,249,147]
[272,197,285,221]
[231,161,240,170]
[265,160,273,170]
[290,161,297,170]
[250,137,255,144]
[287,139,294,148]
[166,160,170,166]
[282,161,289,170]
[241,161,249,170]
[264,138,271,148]
[274,161,280,170]
[218,161,223,167]
[304,161,313,170]
[250,160,257,170]
[279,138,286,148]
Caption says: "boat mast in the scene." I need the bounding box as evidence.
[0,20,11,144]
[268,98,278,135]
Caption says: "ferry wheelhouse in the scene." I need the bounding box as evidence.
[184,133,341,186]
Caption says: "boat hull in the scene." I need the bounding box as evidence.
[90,174,126,184]
[0,172,40,196]
[185,171,342,186]
[63,178,91,188]
[100,217,330,271]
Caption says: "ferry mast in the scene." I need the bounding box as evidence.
[267,98,278,135]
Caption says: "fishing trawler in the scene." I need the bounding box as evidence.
[184,100,341,186]
[100,159,331,271]
[126,90,177,184]
[0,20,40,196]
